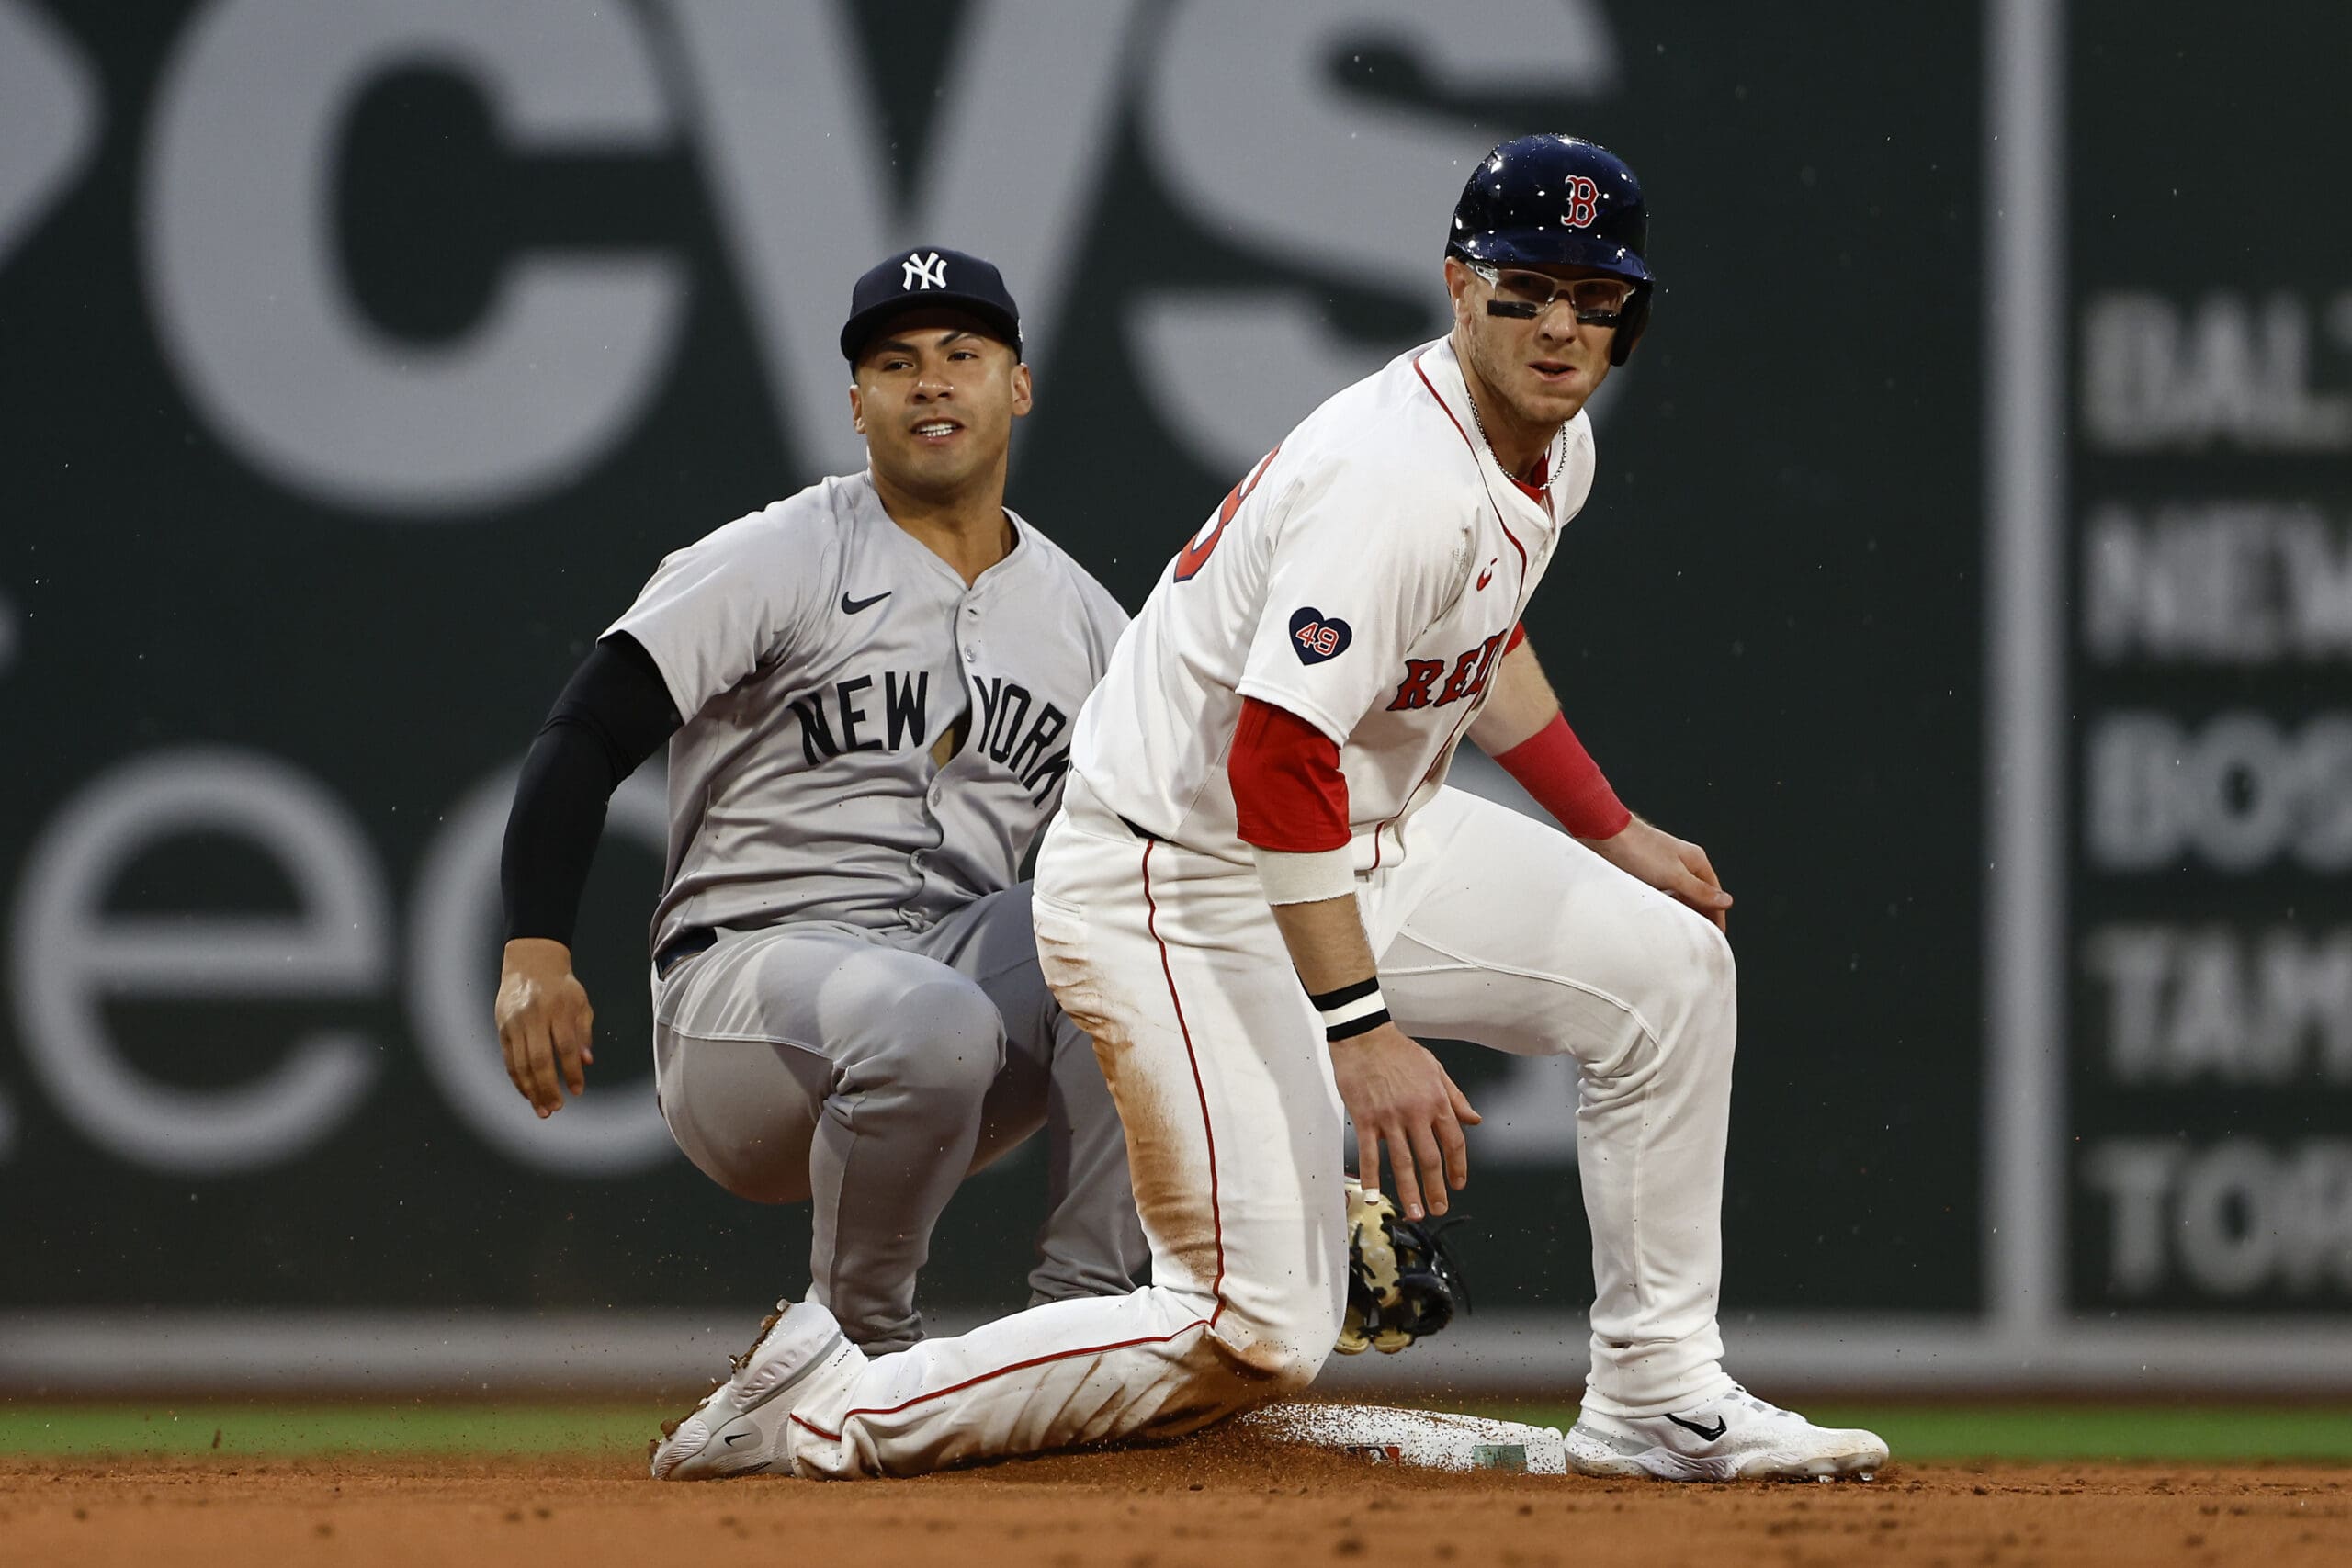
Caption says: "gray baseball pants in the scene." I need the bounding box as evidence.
[650,885,1148,1355]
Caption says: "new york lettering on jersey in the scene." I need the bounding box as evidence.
[970,674,1076,797]
[613,472,1124,942]
[785,663,1073,798]
[788,669,933,762]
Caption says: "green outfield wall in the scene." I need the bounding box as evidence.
[0,0,2342,1390]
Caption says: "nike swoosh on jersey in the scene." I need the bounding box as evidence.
[841,590,891,615]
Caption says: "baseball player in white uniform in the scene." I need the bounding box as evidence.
[496,248,1146,1359]
[649,138,1889,1484]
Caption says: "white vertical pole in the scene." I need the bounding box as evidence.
[1984,0,2068,1347]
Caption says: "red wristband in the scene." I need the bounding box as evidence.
[1493,713,1631,840]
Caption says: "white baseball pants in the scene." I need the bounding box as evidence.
[786,781,1737,1478]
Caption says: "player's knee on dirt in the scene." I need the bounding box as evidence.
[1205,1321,1329,1399]
[1204,1273,1342,1398]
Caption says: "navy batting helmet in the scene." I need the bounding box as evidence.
[1447,135,1654,366]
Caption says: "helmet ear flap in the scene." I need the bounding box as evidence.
[1608,284,1652,367]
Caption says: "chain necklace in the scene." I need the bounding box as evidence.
[1464,381,1565,492]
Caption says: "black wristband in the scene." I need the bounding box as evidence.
[1307,976,1390,1042]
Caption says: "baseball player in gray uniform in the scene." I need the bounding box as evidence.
[493,247,1147,1356]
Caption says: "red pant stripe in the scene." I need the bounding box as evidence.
[790,1320,1216,1442]
[1141,839,1229,1322]
[795,838,1231,1444]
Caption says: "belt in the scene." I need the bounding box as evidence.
[654,925,720,979]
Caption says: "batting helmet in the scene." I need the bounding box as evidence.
[1446,134,1654,366]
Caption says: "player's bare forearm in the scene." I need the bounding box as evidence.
[1467,639,1559,755]
[1268,896,1479,1222]
[494,937,596,1117]
[1267,893,1382,997]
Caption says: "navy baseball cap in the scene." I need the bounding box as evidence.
[840,246,1023,363]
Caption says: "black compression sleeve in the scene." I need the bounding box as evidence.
[500,632,684,944]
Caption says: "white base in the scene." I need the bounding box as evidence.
[1239,1401,1565,1472]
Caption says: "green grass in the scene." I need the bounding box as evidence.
[3,1401,2349,1463]
[1484,1404,2352,1464]
[0,1402,663,1457]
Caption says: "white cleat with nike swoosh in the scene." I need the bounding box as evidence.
[1563,1385,1888,1482]
[648,1299,867,1481]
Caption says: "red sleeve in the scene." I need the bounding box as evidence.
[1228,697,1350,852]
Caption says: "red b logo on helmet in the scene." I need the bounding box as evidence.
[1561,175,1600,228]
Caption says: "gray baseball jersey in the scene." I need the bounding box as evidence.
[608,470,1128,956]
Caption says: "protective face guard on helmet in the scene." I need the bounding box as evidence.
[1470,264,1632,328]
[1484,299,1623,326]
[1462,254,1653,367]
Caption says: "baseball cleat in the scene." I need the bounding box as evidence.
[1562,1385,1888,1483]
[648,1299,865,1481]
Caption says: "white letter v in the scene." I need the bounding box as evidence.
[671,0,1143,476]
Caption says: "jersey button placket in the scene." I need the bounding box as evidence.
[959,587,983,664]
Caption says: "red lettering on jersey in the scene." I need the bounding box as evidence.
[1463,631,1507,702]
[1430,631,1507,708]
[1174,445,1281,581]
[1434,645,1485,706]
[1386,658,1445,710]
[1562,175,1600,229]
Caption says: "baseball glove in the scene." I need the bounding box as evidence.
[1336,1178,1468,1354]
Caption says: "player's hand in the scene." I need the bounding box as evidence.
[1581,817,1732,933]
[1329,1023,1481,1223]
[494,937,595,1117]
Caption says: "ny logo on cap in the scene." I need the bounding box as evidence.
[901,250,948,290]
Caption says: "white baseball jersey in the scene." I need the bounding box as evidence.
[610,471,1127,953]
[1069,336,1596,870]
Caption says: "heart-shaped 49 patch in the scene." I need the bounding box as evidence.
[1288,606,1352,664]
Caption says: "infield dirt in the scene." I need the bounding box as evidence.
[5,1430,2346,1568]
